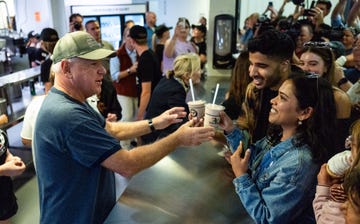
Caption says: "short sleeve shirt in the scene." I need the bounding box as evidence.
[137,49,162,91]
[34,88,121,223]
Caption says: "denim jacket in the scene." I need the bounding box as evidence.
[226,128,319,224]
[225,128,250,153]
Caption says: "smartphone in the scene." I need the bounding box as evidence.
[180,17,186,29]
[303,0,316,16]
[303,9,313,16]
[268,1,273,7]
[310,0,316,8]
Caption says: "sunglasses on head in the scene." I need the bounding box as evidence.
[303,41,331,49]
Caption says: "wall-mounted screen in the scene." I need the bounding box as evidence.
[83,17,97,26]
[124,14,144,26]
[100,15,121,49]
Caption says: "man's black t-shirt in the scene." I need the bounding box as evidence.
[137,49,162,93]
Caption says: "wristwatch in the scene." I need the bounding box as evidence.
[148,119,156,132]
[127,68,131,75]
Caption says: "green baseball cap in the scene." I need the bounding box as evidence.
[52,31,116,64]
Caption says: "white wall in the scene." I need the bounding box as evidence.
[150,0,209,32]
[50,0,208,38]
[14,0,53,34]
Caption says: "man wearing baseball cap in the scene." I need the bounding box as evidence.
[129,25,162,120]
[26,30,40,67]
[34,31,214,223]
[38,27,59,93]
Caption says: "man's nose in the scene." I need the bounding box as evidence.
[99,65,106,75]
[249,65,257,77]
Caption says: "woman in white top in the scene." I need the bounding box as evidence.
[162,17,197,75]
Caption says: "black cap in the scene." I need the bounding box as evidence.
[28,30,40,39]
[129,25,147,40]
[155,24,172,37]
[40,28,59,42]
[191,24,207,35]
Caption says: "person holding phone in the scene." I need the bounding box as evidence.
[163,17,197,76]
[263,1,278,22]
[301,0,333,32]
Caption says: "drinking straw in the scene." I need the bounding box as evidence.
[212,83,220,105]
[189,78,195,102]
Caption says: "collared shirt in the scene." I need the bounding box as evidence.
[110,47,136,82]
[126,47,137,64]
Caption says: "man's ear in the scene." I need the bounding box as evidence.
[280,60,290,74]
[61,60,72,78]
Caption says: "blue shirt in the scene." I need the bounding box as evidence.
[34,88,121,224]
[226,129,319,223]
[144,24,155,48]
[240,28,253,47]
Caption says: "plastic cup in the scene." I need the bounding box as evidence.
[187,100,206,120]
[204,103,225,128]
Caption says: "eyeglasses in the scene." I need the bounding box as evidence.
[303,41,331,49]
[345,135,352,149]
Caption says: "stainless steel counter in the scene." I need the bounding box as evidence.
[0,66,40,114]
[106,141,255,224]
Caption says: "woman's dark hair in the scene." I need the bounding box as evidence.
[177,17,190,27]
[294,73,336,162]
[300,44,336,86]
[268,73,337,162]
[228,51,251,106]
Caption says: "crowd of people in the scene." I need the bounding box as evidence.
[220,0,360,223]
[1,1,360,223]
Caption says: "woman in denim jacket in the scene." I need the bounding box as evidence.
[219,74,337,223]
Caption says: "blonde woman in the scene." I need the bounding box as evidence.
[142,53,201,144]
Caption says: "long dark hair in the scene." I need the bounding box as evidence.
[268,73,337,162]
[228,51,251,106]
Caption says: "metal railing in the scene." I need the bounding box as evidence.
[0,0,10,36]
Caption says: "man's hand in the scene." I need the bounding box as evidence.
[152,107,187,130]
[311,7,324,27]
[106,113,117,122]
[174,120,215,146]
